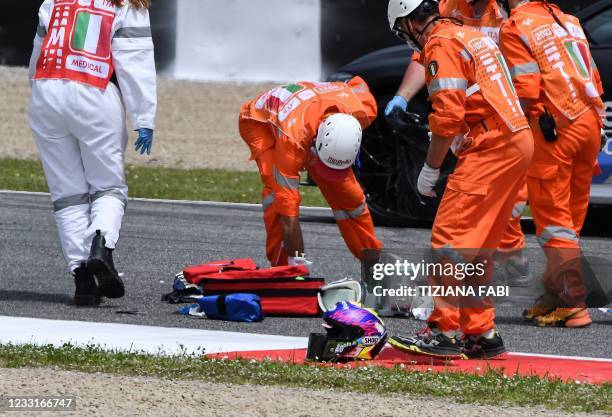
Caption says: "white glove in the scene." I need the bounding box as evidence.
[417,163,440,197]
[288,256,313,268]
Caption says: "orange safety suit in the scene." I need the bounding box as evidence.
[440,0,506,44]
[238,77,383,266]
[413,1,528,254]
[443,0,528,253]
[412,0,505,61]
[499,2,604,306]
[423,21,533,334]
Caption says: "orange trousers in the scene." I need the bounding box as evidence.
[428,125,534,335]
[499,184,528,251]
[527,107,602,306]
[239,118,382,266]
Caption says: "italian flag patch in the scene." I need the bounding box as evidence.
[428,61,438,77]
[265,84,304,111]
[565,41,591,79]
[72,12,111,57]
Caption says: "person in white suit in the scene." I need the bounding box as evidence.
[28,0,157,305]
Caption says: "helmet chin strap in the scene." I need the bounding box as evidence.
[393,25,421,51]
[406,25,423,52]
[399,18,434,52]
[415,15,440,38]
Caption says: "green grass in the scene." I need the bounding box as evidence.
[0,343,609,414]
[523,206,532,217]
[0,158,327,207]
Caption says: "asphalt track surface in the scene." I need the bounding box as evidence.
[1,191,611,358]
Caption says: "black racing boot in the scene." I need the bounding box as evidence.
[461,330,507,359]
[87,230,125,299]
[74,263,101,306]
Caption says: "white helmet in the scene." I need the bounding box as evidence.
[315,114,362,172]
[388,0,424,31]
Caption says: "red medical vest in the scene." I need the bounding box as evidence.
[35,0,116,89]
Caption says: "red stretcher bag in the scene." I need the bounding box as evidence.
[183,259,258,282]
[183,259,324,316]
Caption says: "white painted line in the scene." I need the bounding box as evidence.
[0,189,49,197]
[1,316,611,363]
[0,189,332,215]
[0,316,308,356]
[509,351,612,363]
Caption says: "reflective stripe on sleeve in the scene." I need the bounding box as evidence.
[91,189,128,207]
[510,62,540,78]
[273,166,299,190]
[114,27,152,38]
[538,226,578,246]
[53,194,89,212]
[428,78,468,95]
[333,201,367,221]
[519,34,531,49]
[460,49,471,61]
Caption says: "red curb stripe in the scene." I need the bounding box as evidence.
[206,344,612,384]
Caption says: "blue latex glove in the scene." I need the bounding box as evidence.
[384,95,409,116]
[354,150,362,171]
[134,128,154,155]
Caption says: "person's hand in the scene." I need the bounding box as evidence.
[384,95,408,116]
[417,163,440,197]
[134,128,154,155]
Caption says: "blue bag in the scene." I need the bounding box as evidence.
[178,294,263,322]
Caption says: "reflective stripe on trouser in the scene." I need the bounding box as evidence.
[50,191,126,271]
[29,80,128,272]
[537,226,578,247]
[498,183,528,251]
[428,128,534,334]
[262,188,288,266]
[526,108,602,306]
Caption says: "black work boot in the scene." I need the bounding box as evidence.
[74,263,101,306]
[87,230,125,299]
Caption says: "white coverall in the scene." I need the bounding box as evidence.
[28,0,157,272]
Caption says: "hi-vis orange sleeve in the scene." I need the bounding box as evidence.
[424,37,470,138]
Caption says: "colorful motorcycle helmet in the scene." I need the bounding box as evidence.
[306,301,388,361]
